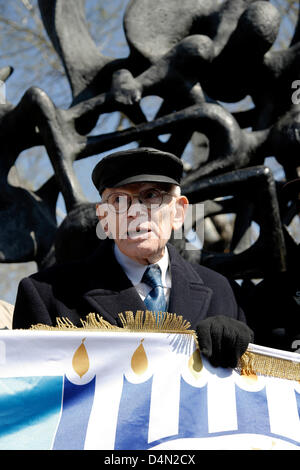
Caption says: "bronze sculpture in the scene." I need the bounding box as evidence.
[1,0,300,347]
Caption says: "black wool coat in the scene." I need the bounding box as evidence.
[12,239,245,329]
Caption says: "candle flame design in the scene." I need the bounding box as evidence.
[241,370,258,382]
[72,338,90,378]
[131,339,148,375]
[188,348,203,379]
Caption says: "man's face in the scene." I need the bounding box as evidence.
[96,182,188,264]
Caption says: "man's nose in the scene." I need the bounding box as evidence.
[127,197,147,217]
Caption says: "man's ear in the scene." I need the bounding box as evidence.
[96,203,103,221]
[172,196,189,230]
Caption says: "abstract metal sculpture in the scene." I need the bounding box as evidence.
[1,0,300,344]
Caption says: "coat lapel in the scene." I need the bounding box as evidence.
[80,239,213,328]
[83,287,146,326]
[167,243,212,328]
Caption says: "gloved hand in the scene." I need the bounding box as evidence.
[196,315,254,368]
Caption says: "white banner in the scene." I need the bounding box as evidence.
[0,328,300,450]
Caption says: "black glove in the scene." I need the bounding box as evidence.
[196,315,254,368]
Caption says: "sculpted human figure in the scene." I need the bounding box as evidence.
[13,147,253,368]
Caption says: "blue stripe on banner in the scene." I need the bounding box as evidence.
[114,375,153,450]
[52,375,96,450]
[295,389,300,421]
[0,376,63,450]
[235,384,270,435]
[178,377,208,438]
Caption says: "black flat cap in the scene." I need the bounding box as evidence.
[92,147,183,194]
[281,178,300,202]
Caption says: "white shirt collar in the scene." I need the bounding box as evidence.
[113,243,170,287]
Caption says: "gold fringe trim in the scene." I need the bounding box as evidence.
[30,311,194,335]
[238,350,300,381]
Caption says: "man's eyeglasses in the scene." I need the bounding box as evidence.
[102,188,175,213]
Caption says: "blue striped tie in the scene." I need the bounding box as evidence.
[142,265,167,315]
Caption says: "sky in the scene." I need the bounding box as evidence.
[0,0,132,303]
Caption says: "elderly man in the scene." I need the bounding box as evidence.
[13,147,253,367]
